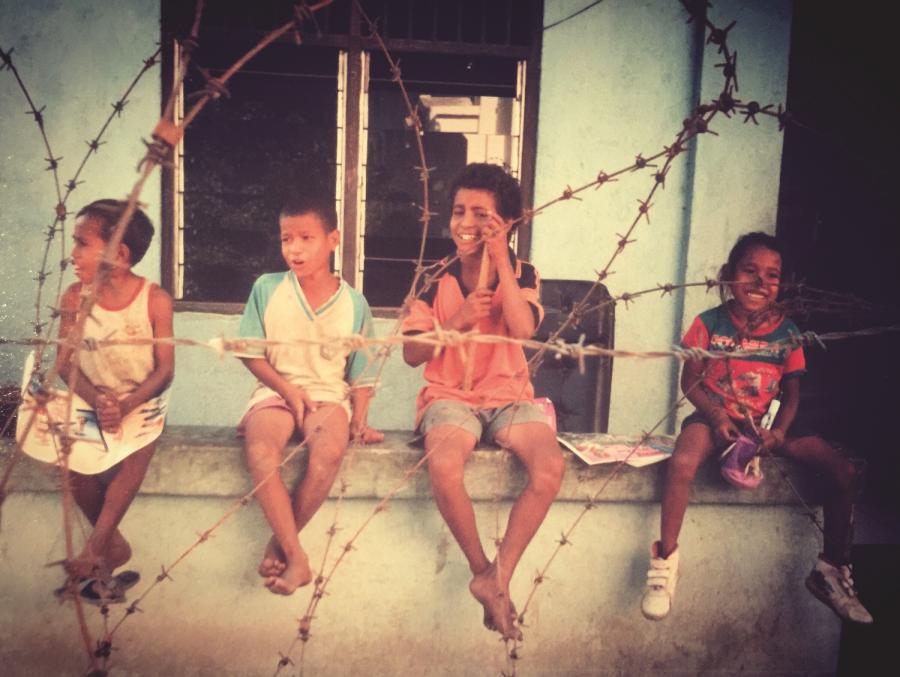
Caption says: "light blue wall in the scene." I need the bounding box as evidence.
[533,0,791,433]
[2,1,792,435]
[0,0,161,383]
[167,313,423,430]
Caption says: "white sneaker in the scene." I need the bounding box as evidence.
[641,541,679,620]
[805,556,874,624]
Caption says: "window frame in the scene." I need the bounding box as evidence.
[160,1,544,315]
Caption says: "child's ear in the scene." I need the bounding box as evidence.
[328,229,340,249]
[117,243,132,267]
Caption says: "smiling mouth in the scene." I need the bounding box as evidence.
[458,233,479,242]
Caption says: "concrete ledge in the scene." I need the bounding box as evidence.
[2,426,830,504]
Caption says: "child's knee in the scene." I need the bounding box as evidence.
[427,450,466,485]
[832,455,859,495]
[245,439,283,469]
[307,440,346,472]
[531,451,565,496]
[667,450,703,483]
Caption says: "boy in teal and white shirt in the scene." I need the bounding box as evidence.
[235,196,382,596]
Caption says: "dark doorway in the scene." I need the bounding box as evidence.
[777,3,900,516]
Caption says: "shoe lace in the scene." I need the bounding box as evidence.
[837,564,859,598]
[647,560,672,589]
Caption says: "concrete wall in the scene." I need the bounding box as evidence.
[0,435,842,676]
[1,493,838,676]
[533,0,792,433]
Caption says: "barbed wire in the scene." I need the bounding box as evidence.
[2,32,165,671]
[3,320,897,370]
[0,41,162,369]
[0,0,884,674]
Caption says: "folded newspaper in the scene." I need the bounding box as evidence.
[16,352,169,475]
[557,433,674,467]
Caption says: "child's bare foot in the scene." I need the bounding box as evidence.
[470,565,522,641]
[483,598,518,633]
[264,550,312,595]
[258,536,287,578]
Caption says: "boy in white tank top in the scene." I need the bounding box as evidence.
[54,200,174,603]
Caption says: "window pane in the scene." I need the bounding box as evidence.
[362,53,520,307]
[181,45,338,302]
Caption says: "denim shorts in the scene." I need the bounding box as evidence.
[418,399,550,444]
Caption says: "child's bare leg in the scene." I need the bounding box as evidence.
[292,403,350,532]
[780,435,857,564]
[68,472,114,578]
[425,425,489,575]
[66,444,155,580]
[660,423,717,558]
[478,422,564,640]
[70,473,132,572]
[244,408,311,595]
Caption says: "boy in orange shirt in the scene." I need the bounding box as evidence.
[402,163,564,641]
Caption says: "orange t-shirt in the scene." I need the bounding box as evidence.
[401,250,544,425]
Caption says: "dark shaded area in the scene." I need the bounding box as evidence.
[181,43,337,302]
[837,544,900,674]
[531,281,615,433]
[777,4,900,515]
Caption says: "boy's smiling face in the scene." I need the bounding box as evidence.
[450,188,510,258]
[280,211,339,282]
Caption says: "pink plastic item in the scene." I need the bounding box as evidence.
[534,397,557,432]
[719,433,763,489]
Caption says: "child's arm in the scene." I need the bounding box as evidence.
[681,358,740,443]
[403,332,438,367]
[483,216,536,339]
[403,289,495,366]
[239,357,316,430]
[759,376,800,450]
[117,285,175,417]
[349,386,384,444]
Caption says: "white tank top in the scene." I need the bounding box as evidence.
[77,278,155,397]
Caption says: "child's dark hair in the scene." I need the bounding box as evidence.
[76,199,155,265]
[449,163,523,225]
[718,231,785,303]
[280,195,338,232]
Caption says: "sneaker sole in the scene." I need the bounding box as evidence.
[641,597,671,621]
[641,608,669,621]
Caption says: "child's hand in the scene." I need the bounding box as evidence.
[479,212,510,263]
[285,386,316,429]
[759,428,785,452]
[455,288,493,330]
[94,388,122,433]
[350,421,384,445]
[710,410,739,445]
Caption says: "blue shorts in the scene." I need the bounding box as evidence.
[418,399,550,445]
